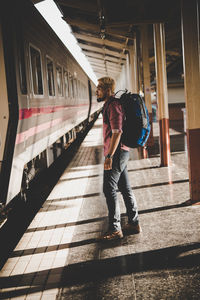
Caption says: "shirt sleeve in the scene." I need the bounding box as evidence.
[107,101,124,132]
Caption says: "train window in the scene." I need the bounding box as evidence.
[81,82,84,99]
[46,57,55,96]
[30,46,43,95]
[77,80,80,98]
[81,82,87,99]
[64,70,69,98]
[56,65,63,96]
[68,72,74,98]
[19,44,27,94]
[73,78,76,98]
[74,78,78,98]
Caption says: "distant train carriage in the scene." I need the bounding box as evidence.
[0,0,101,206]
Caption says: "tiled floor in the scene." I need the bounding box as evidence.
[0,116,200,299]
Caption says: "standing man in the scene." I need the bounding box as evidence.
[96,77,140,241]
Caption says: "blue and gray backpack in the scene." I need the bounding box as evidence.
[105,90,151,148]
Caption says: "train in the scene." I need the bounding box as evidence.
[0,0,101,207]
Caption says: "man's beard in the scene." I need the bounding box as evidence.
[97,95,106,102]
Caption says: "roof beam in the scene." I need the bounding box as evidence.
[74,33,125,50]
[93,67,118,76]
[78,43,126,59]
[63,16,134,39]
[87,57,122,67]
[57,0,97,13]
[86,53,125,63]
[91,62,122,72]
[62,16,99,32]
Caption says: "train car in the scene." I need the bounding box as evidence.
[0,0,101,207]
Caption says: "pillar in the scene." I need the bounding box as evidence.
[126,52,131,92]
[153,23,171,166]
[140,24,154,147]
[136,30,143,94]
[181,0,200,204]
[129,37,139,93]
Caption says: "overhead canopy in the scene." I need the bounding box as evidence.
[53,0,183,83]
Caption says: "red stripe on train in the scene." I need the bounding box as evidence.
[16,105,90,144]
[19,104,88,120]
[15,118,62,144]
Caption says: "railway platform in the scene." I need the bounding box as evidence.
[0,116,200,300]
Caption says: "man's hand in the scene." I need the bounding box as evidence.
[104,131,122,170]
[104,157,113,170]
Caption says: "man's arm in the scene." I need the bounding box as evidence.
[104,131,122,170]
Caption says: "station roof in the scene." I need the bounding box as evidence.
[52,0,183,83]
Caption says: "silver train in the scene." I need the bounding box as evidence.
[0,1,101,206]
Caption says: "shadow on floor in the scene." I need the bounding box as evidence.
[0,241,200,299]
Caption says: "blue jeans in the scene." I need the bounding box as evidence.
[103,149,138,232]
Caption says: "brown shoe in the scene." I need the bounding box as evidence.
[97,230,123,241]
[122,223,141,235]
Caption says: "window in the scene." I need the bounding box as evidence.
[16,22,27,95]
[56,65,63,96]
[74,78,78,98]
[80,82,87,99]
[68,72,74,98]
[30,46,43,95]
[64,70,69,98]
[19,44,27,94]
[77,80,80,98]
[46,57,55,96]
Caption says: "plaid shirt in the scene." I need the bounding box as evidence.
[103,97,129,156]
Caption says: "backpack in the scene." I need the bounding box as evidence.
[105,90,151,148]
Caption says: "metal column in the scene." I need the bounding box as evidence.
[181,0,200,204]
[153,23,171,166]
[141,24,154,147]
[128,37,139,94]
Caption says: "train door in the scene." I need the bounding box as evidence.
[0,22,9,202]
[87,79,92,121]
[0,8,19,205]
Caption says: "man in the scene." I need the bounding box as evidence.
[96,76,140,241]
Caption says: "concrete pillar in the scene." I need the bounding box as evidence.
[136,30,143,94]
[181,0,200,204]
[153,23,171,166]
[128,36,147,159]
[129,38,139,93]
[140,24,154,147]
[126,52,131,92]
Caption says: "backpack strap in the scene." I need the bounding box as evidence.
[103,96,115,125]
[114,89,128,98]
